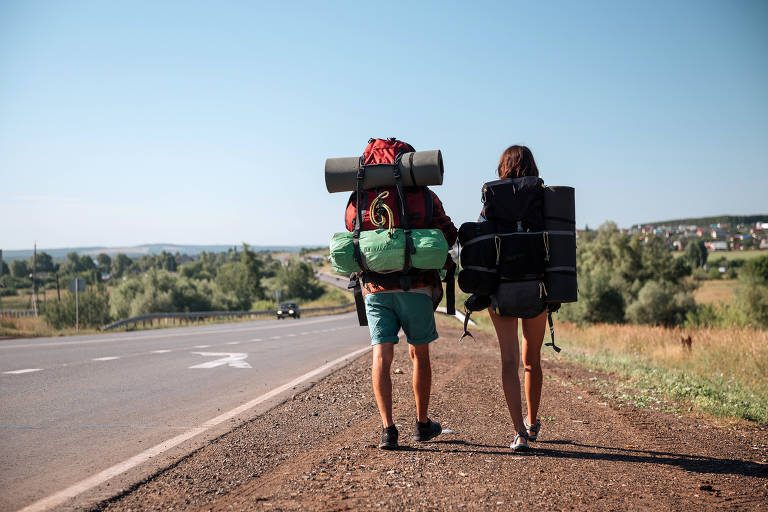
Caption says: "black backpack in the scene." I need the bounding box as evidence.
[457,176,561,351]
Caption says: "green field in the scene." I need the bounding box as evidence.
[674,249,768,261]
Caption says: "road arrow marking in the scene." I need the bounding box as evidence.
[189,352,251,369]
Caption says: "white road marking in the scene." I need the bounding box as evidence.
[194,345,211,348]
[18,344,371,512]
[3,368,43,375]
[226,341,240,345]
[269,336,281,340]
[286,333,296,337]
[250,338,263,342]
[91,357,120,361]
[0,315,353,350]
[151,350,172,354]
[299,332,309,336]
[189,352,251,369]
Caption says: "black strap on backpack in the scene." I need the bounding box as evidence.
[349,163,370,326]
[348,272,368,326]
[544,309,561,352]
[351,164,369,273]
[459,308,475,342]
[444,255,456,316]
[392,154,415,291]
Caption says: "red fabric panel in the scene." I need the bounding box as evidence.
[345,187,430,231]
[362,138,415,165]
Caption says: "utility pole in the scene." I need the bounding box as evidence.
[31,242,38,317]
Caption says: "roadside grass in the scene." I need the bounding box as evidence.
[693,279,738,304]
[0,316,100,338]
[0,288,60,310]
[556,322,768,423]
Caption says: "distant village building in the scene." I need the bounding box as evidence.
[706,241,729,251]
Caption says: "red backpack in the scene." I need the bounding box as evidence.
[345,138,434,231]
[344,138,455,325]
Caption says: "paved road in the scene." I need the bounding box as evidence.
[0,313,369,511]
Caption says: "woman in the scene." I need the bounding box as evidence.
[487,145,547,452]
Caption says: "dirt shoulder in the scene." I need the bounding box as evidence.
[98,319,768,511]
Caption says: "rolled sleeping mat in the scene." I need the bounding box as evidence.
[544,236,577,302]
[325,150,444,192]
[543,186,575,231]
[544,230,577,303]
[543,185,577,303]
[545,270,578,303]
[458,266,499,296]
[458,221,500,295]
[546,232,576,268]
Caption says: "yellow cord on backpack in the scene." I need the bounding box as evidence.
[370,191,395,235]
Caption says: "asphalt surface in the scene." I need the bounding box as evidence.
[0,313,369,511]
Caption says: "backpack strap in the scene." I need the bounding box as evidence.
[348,273,368,326]
[444,255,456,315]
[458,307,475,342]
[393,154,414,291]
[423,187,434,225]
[544,309,561,352]
[352,162,370,273]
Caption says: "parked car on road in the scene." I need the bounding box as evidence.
[276,302,300,319]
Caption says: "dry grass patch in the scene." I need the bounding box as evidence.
[558,322,768,423]
[694,279,738,305]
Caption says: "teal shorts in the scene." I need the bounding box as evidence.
[364,291,439,346]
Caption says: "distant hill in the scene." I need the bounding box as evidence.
[1,243,306,261]
[637,214,768,228]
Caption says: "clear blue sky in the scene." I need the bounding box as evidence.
[1,1,766,250]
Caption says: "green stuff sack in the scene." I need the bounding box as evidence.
[330,228,448,275]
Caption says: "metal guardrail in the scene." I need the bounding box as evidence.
[0,309,36,318]
[101,303,356,331]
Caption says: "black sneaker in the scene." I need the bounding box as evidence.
[413,419,442,442]
[378,425,399,450]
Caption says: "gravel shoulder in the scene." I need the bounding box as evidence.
[98,318,768,511]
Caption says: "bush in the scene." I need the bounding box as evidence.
[275,260,323,301]
[44,289,111,329]
[111,270,215,318]
[216,262,262,310]
[733,282,768,328]
[626,280,695,327]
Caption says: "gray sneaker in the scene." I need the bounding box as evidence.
[510,431,530,452]
[525,419,541,441]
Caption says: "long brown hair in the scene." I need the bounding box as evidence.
[497,145,539,179]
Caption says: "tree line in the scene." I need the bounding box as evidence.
[0,245,325,329]
[561,222,768,328]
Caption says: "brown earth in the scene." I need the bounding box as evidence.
[97,319,768,512]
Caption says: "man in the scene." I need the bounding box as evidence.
[344,138,458,450]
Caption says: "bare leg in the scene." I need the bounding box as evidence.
[372,343,395,427]
[522,312,547,425]
[489,309,525,434]
[409,344,431,423]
